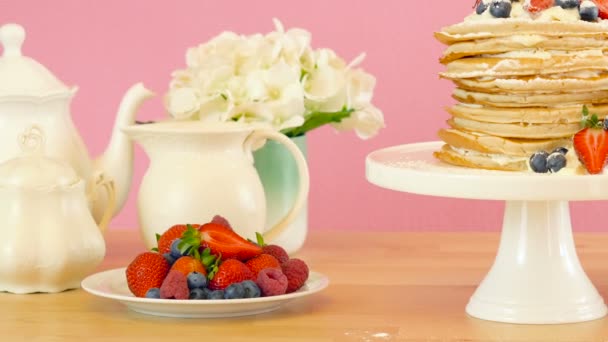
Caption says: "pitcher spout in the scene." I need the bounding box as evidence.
[93,83,154,222]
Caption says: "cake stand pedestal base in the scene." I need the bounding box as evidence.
[365,141,608,324]
[466,200,606,324]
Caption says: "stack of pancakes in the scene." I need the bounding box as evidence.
[434,5,608,171]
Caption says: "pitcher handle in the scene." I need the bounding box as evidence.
[243,130,310,243]
[93,172,117,235]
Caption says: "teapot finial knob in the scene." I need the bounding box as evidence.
[0,24,25,57]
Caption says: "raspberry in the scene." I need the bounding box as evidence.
[281,259,309,293]
[262,245,289,264]
[256,268,288,296]
[211,215,233,230]
[160,270,189,299]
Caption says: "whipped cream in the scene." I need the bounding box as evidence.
[481,48,605,59]
[449,145,527,165]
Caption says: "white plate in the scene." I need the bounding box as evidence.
[81,267,329,318]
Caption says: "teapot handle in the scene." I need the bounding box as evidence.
[93,172,116,234]
[243,130,310,243]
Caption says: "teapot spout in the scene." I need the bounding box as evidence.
[93,83,154,221]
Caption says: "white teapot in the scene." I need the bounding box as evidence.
[0,127,112,293]
[0,23,153,223]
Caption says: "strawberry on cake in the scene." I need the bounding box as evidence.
[434,0,608,173]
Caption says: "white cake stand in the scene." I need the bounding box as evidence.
[366,141,608,324]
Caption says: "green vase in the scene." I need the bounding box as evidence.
[254,135,308,253]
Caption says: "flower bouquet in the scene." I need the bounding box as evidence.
[164,19,384,139]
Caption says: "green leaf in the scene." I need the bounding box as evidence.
[176,224,203,258]
[151,247,158,252]
[581,105,603,129]
[155,233,161,242]
[206,254,222,280]
[282,108,355,137]
[255,232,265,247]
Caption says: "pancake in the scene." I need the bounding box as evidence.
[448,117,580,139]
[441,54,608,80]
[453,74,608,94]
[435,20,608,45]
[438,128,571,156]
[441,36,608,63]
[446,103,600,124]
[434,144,528,171]
[453,88,608,107]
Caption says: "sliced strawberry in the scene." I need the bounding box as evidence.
[199,223,262,261]
[592,0,608,19]
[574,127,608,174]
[473,0,483,9]
[525,0,554,13]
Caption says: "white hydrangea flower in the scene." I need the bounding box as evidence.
[164,18,384,138]
[332,105,385,140]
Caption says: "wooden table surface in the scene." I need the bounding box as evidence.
[2,229,608,341]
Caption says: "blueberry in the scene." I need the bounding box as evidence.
[580,2,599,21]
[476,1,488,14]
[207,290,225,300]
[241,280,261,298]
[529,151,550,173]
[145,288,161,299]
[552,147,569,155]
[187,272,207,289]
[556,0,580,9]
[547,152,568,173]
[163,252,176,265]
[170,239,182,259]
[604,116,608,130]
[489,0,512,18]
[189,288,207,300]
[224,283,245,299]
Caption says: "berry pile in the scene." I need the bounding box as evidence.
[126,216,310,300]
[473,0,608,22]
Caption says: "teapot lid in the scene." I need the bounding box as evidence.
[0,127,79,190]
[0,24,71,97]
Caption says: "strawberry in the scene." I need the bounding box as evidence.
[525,0,554,13]
[208,259,254,290]
[592,0,608,19]
[126,252,170,297]
[245,254,281,278]
[170,256,206,277]
[573,106,608,174]
[156,224,200,254]
[199,223,262,261]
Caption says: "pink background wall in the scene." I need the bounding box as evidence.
[3,0,606,231]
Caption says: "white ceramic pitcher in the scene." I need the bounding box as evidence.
[123,121,309,251]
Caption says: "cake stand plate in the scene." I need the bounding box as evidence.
[366,141,608,324]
